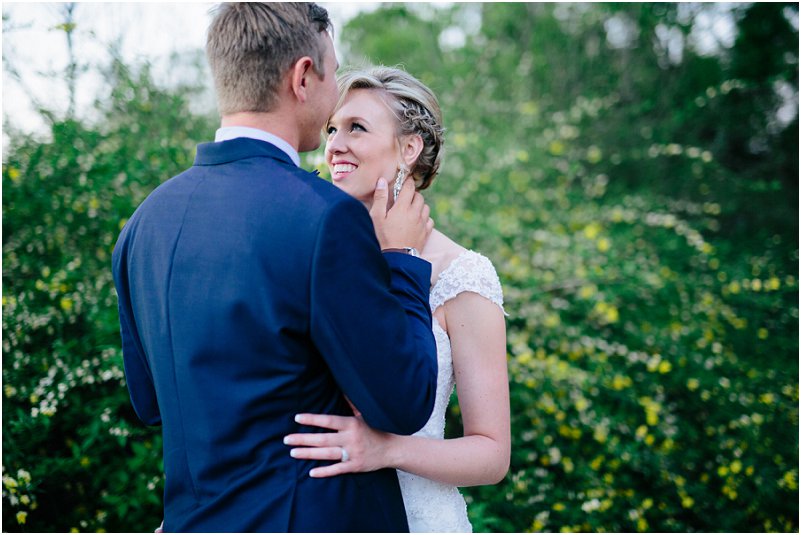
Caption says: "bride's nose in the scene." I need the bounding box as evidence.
[326,130,347,155]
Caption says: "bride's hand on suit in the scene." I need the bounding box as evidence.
[284,402,394,477]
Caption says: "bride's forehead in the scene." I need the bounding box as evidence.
[337,89,397,119]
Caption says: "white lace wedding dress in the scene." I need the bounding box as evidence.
[396,250,506,533]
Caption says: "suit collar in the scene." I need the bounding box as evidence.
[194,138,297,167]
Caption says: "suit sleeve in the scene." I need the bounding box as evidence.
[112,232,162,427]
[309,197,438,435]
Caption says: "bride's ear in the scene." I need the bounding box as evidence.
[400,134,424,170]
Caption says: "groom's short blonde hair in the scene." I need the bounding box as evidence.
[206,3,332,115]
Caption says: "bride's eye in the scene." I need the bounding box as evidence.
[351,122,366,132]
[326,125,337,135]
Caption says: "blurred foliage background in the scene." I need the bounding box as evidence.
[2,3,798,532]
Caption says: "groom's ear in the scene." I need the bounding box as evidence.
[401,134,424,168]
[289,56,314,103]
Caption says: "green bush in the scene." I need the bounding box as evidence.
[341,3,798,532]
[2,59,215,532]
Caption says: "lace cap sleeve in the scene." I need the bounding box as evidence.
[430,250,507,315]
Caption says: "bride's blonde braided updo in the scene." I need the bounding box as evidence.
[332,66,445,190]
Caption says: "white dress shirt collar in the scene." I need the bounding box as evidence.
[214,126,300,167]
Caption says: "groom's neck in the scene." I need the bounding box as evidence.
[221,111,300,152]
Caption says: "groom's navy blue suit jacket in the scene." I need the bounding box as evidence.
[112,138,438,532]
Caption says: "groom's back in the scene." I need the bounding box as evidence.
[113,140,414,532]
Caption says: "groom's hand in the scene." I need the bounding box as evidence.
[369,177,433,251]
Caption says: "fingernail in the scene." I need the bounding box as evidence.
[290,449,299,458]
[376,178,387,190]
[309,469,319,477]
[294,414,302,423]
[283,436,291,445]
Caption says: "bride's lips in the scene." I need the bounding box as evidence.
[330,161,357,181]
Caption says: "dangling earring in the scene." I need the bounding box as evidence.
[393,166,407,202]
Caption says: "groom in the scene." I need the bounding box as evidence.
[112,3,438,532]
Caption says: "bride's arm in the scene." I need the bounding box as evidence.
[285,292,510,487]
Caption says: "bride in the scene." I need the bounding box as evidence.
[283,66,510,532]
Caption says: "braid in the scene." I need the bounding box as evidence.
[397,99,445,191]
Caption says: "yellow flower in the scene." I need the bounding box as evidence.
[525,378,536,389]
[730,460,742,474]
[781,470,798,490]
[646,411,659,426]
[60,297,74,312]
[80,456,90,467]
[597,238,610,252]
[635,425,648,439]
[549,140,565,156]
[658,360,672,374]
[766,277,781,290]
[612,374,631,391]
[637,517,647,531]
[553,502,566,511]
[587,146,603,164]
[579,285,595,299]
[594,302,619,323]
[519,101,539,116]
[20,495,30,505]
[590,456,604,471]
[544,313,560,328]
[682,496,695,508]
[8,167,21,182]
[718,466,729,477]
[757,328,769,340]
[16,511,27,525]
[687,378,700,391]
[583,222,601,239]
[562,457,574,473]
[759,393,775,404]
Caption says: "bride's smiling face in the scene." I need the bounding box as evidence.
[325,89,402,205]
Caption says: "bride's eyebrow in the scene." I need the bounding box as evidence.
[335,114,371,126]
